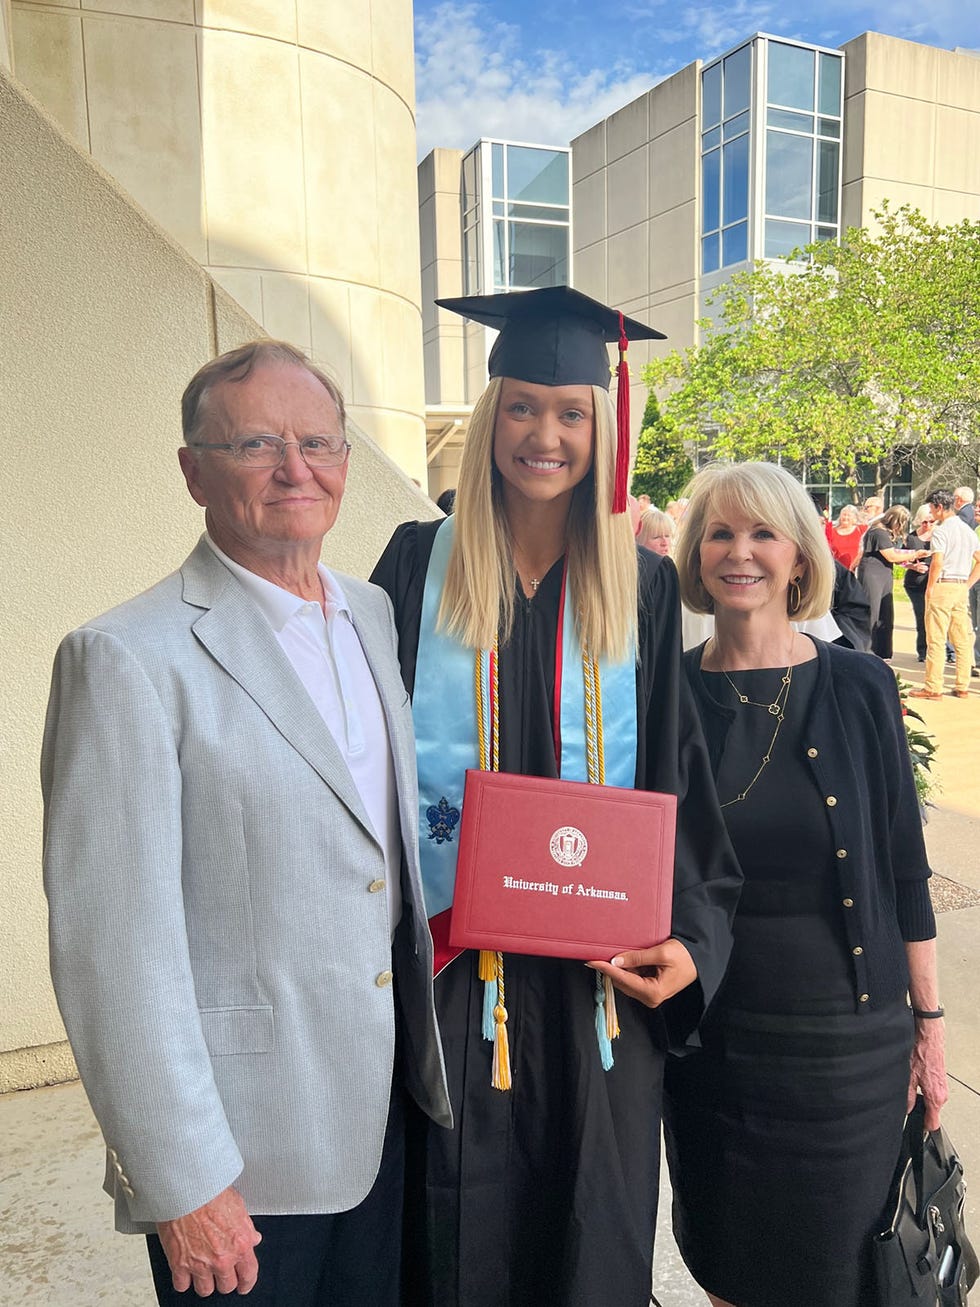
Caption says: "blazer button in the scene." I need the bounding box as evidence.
[825,795,837,807]
[842,898,854,908]
[807,747,818,758]
[852,945,864,956]
[859,993,870,1002]
[368,879,385,894]
[836,849,847,859]
[375,970,393,988]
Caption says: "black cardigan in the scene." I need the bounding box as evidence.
[685,637,936,1013]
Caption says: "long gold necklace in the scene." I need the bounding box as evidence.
[718,665,793,807]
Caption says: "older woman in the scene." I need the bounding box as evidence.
[371,287,740,1307]
[828,503,866,570]
[637,506,675,556]
[597,461,946,1307]
[857,504,926,657]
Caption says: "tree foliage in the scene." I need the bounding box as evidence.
[642,206,980,489]
[631,390,694,504]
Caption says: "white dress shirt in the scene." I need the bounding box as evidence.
[205,537,402,935]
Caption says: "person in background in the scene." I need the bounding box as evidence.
[910,489,980,702]
[655,460,946,1307]
[637,506,675,556]
[636,492,652,512]
[856,505,925,658]
[954,486,976,528]
[436,487,456,515]
[954,488,980,677]
[904,505,937,662]
[860,495,884,524]
[372,286,741,1307]
[828,503,866,571]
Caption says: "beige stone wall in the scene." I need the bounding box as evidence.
[842,33,980,230]
[0,67,434,1092]
[571,64,700,439]
[10,0,428,480]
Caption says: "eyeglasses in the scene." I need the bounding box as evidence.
[190,434,351,468]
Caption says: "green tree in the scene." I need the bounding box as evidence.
[631,390,693,504]
[642,205,980,490]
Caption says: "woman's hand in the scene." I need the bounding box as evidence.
[908,1017,948,1131]
[588,938,697,1009]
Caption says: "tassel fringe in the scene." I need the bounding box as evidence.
[491,951,512,1090]
[594,973,614,1071]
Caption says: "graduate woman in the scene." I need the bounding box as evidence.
[371,287,741,1307]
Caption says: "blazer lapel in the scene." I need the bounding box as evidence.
[181,541,376,839]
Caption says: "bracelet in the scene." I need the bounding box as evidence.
[911,1006,945,1019]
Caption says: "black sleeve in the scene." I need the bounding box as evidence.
[832,560,872,651]
[369,520,440,697]
[636,551,743,1050]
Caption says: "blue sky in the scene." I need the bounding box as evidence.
[414,0,980,157]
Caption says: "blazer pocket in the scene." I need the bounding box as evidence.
[198,1005,274,1056]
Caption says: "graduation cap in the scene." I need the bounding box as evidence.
[436,286,666,513]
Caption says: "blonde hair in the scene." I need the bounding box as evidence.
[438,378,638,660]
[675,462,834,620]
[636,508,675,551]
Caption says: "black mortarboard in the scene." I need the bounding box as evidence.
[436,286,666,512]
[435,285,665,390]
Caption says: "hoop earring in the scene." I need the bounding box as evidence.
[788,577,803,616]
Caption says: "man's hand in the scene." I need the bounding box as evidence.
[157,1186,261,1297]
[588,938,697,1009]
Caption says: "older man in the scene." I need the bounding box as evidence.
[910,488,980,702]
[42,341,450,1305]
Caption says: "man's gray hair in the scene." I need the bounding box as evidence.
[181,341,346,445]
[954,486,975,504]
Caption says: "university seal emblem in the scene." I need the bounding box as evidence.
[549,825,588,868]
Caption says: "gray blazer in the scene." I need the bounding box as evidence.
[42,538,451,1232]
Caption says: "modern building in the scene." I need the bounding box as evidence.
[571,30,980,506]
[0,0,435,1096]
[418,138,571,496]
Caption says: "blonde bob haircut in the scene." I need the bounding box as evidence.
[675,461,834,621]
[438,377,638,660]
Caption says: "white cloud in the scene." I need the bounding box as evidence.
[414,3,660,158]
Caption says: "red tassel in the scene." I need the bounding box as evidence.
[613,311,629,514]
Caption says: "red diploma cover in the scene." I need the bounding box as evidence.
[448,769,676,960]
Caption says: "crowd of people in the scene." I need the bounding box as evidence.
[39,286,976,1307]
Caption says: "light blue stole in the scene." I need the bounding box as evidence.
[413,515,638,927]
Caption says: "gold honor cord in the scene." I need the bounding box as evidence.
[477,643,618,1092]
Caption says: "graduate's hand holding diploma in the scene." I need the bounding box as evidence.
[588,938,697,1008]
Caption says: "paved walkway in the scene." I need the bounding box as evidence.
[1,608,978,1305]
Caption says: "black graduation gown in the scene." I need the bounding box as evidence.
[371,520,740,1307]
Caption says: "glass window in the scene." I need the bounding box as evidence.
[818,53,842,116]
[723,45,751,118]
[507,221,568,288]
[506,147,569,205]
[816,225,836,243]
[462,149,478,215]
[702,149,720,233]
[493,218,506,290]
[722,221,748,266]
[723,110,750,140]
[463,223,481,294]
[765,218,810,259]
[768,41,815,111]
[766,130,813,219]
[722,134,750,225]
[767,107,813,133]
[702,125,721,150]
[491,143,504,199]
[507,202,568,221]
[702,232,721,274]
[492,200,504,217]
[818,117,841,139]
[817,140,839,224]
[703,62,722,127]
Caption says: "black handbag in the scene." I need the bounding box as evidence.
[873,1095,979,1305]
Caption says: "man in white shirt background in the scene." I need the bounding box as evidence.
[42,341,450,1304]
[910,488,980,702]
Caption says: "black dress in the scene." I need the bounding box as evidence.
[371,520,741,1307]
[664,657,913,1307]
[857,525,898,657]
